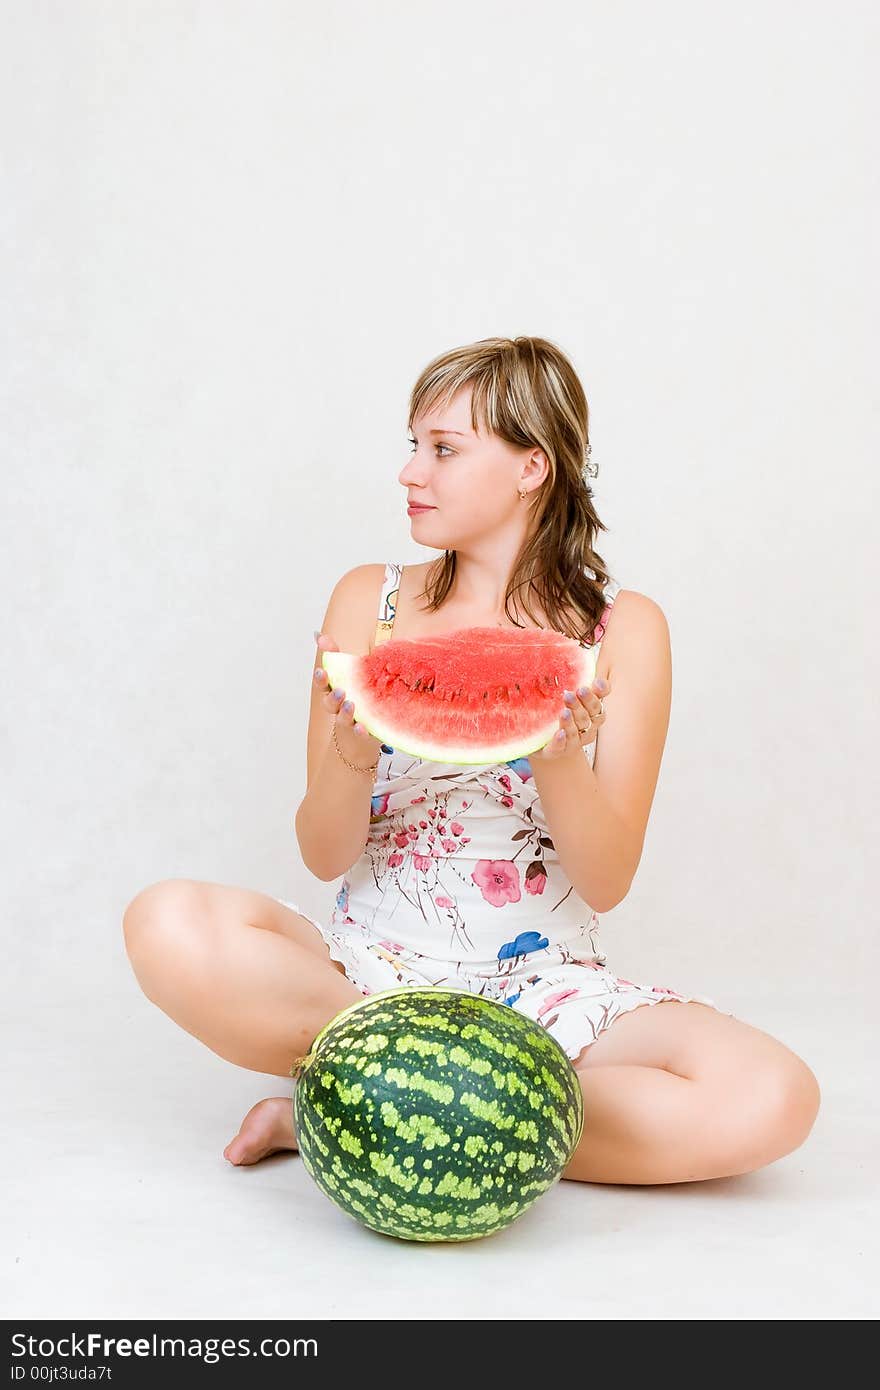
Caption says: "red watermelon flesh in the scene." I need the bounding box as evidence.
[321,625,599,765]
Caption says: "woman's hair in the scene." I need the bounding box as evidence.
[407,335,612,647]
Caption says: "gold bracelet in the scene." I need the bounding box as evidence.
[330,722,379,776]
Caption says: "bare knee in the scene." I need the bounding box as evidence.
[122,879,208,977]
[723,1055,822,1174]
[766,1055,821,1153]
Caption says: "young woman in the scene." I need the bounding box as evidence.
[123,335,820,1186]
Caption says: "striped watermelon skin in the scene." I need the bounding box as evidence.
[291,986,584,1242]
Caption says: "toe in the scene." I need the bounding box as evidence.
[223,1135,246,1165]
[222,1096,296,1166]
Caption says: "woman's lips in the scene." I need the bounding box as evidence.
[407,504,435,512]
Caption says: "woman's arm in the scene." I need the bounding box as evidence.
[528,592,672,913]
[294,564,385,881]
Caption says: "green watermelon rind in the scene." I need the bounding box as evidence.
[292,986,585,1244]
[321,631,599,764]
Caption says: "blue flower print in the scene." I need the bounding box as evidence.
[497,930,549,961]
[504,756,533,782]
[504,990,522,1007]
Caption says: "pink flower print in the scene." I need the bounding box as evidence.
[427,808,437,820]
[449,821,464,836]
[378,939,406,952]
[412,853,432,872]
[435,895,454,909]
[499,774,512,792]
[410,795,427,804]
[652,985,686,998]
[441,839,458,853]
[471,860,522,907]
[616,978,638,988]
[406,824,419,840]
[460,837,471,845]
[537,988,581,1021]
[393,831,409,848]
[388,852,404,868]
[419,820,428,829]
[524,862,547,895]
[461,800,471,809]
[500,795,515,808]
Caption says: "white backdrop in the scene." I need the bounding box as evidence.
[1,0,877,1319]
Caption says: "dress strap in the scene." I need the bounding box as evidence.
[373,563,402,647]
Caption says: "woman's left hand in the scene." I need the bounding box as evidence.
[533,676,610,761]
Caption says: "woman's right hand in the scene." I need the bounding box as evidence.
[314,632,385,767]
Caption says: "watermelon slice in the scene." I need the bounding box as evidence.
[321,625,599,764]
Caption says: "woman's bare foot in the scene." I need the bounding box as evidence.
[223,1096,298,1166]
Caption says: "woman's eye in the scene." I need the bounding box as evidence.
[407,437,451,456]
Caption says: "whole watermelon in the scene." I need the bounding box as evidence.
[290,986,584,1242]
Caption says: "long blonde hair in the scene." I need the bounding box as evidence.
[407,335,613,646]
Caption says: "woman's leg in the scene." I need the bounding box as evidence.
[562,1000,821,1185]
[122,879,361,1077]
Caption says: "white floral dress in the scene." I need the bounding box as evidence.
[278,562,732,1063]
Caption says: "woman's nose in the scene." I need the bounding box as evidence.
[399,466,426,484]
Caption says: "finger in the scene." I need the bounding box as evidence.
[564,687,596,725]
[548,716,570,755]
[540,731,562,758]
[538,723,563,758]
[575,682,605,717]
[561,699,598,746]
[561,706,585,737]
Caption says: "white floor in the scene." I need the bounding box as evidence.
[3,980,877,1321]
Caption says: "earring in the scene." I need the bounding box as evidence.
[518,488,527,500]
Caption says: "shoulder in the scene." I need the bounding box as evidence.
[603,589,670,674]
[331,562,388,592]
[609,588,668,625]
[320,564,389,656]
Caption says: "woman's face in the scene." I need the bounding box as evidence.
[399,385,534,548]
